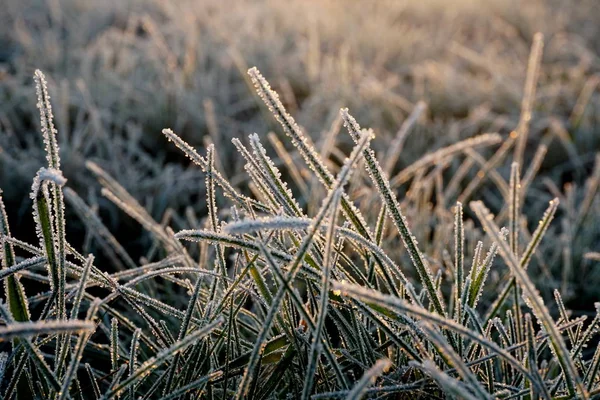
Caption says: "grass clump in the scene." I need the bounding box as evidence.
[1,34,600,399]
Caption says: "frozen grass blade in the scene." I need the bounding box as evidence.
[513,33,544,168]
[249,133,304,217]
[458,136,514,204]
[419,322,491,399]
[524,313,552,400]
[383,101,426,175]
[330,280,539,384]
[390,133,503,187]
[267,131,310,200]
[0,320,95,341]
[0,256,46,281]
[87,161,172,246]
[508,162,523,347]
[571,303,600,360]
[454,202,464,320]
[159,371,223,400]
[205,144,229,289]
[0,191,30,323]
[413,360,480,400]
[302,190,342,399]
[344,358,391,400]
[584,338,600,391]
[101,316,223,400]
[341,108,446,318]
[0,352,7,386]
[33,70,60,170]
[467,241,487,309]
[234,129,372,399]
[86,363,101,400]
[470,200,587,398]
[70,255,94,319]
[162,128,265,212]
[521,143,548,196]
[128,328,141,399]
[57,300,100,400]
[485,199,558,321]
[110,317,120,372]
[508,162,520,256]
[64,188,136,270]
[232,137,281,212]
[31,174,59,308]
[575,153,600,234]
[34,70,67,322]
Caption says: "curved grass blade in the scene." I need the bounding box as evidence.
[330,279,540,387]
[412,360,480,400]
[420,322,491,399]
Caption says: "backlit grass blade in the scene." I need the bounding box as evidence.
[513,33,544,168]
[485,199,558,321]
[162,128,265,212]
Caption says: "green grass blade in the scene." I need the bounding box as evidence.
[0,192,30,322]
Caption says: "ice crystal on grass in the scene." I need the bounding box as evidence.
[33,70,60,171]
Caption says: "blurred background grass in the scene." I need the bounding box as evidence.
[1,0,599,311]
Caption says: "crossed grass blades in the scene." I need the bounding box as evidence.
[1,35,600,399]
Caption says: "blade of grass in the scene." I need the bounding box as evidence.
[341,109,446,319]
[344,358,391,400]
[101,317,223,400]
[471,200,587,399]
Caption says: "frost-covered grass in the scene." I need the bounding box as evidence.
[1,24,600,397]
[2,1,600,223]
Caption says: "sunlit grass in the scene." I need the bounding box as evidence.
[0,25,599,396]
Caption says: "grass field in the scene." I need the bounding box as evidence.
[0,0,599,398]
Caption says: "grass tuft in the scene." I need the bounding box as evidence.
[0,33,599,398]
